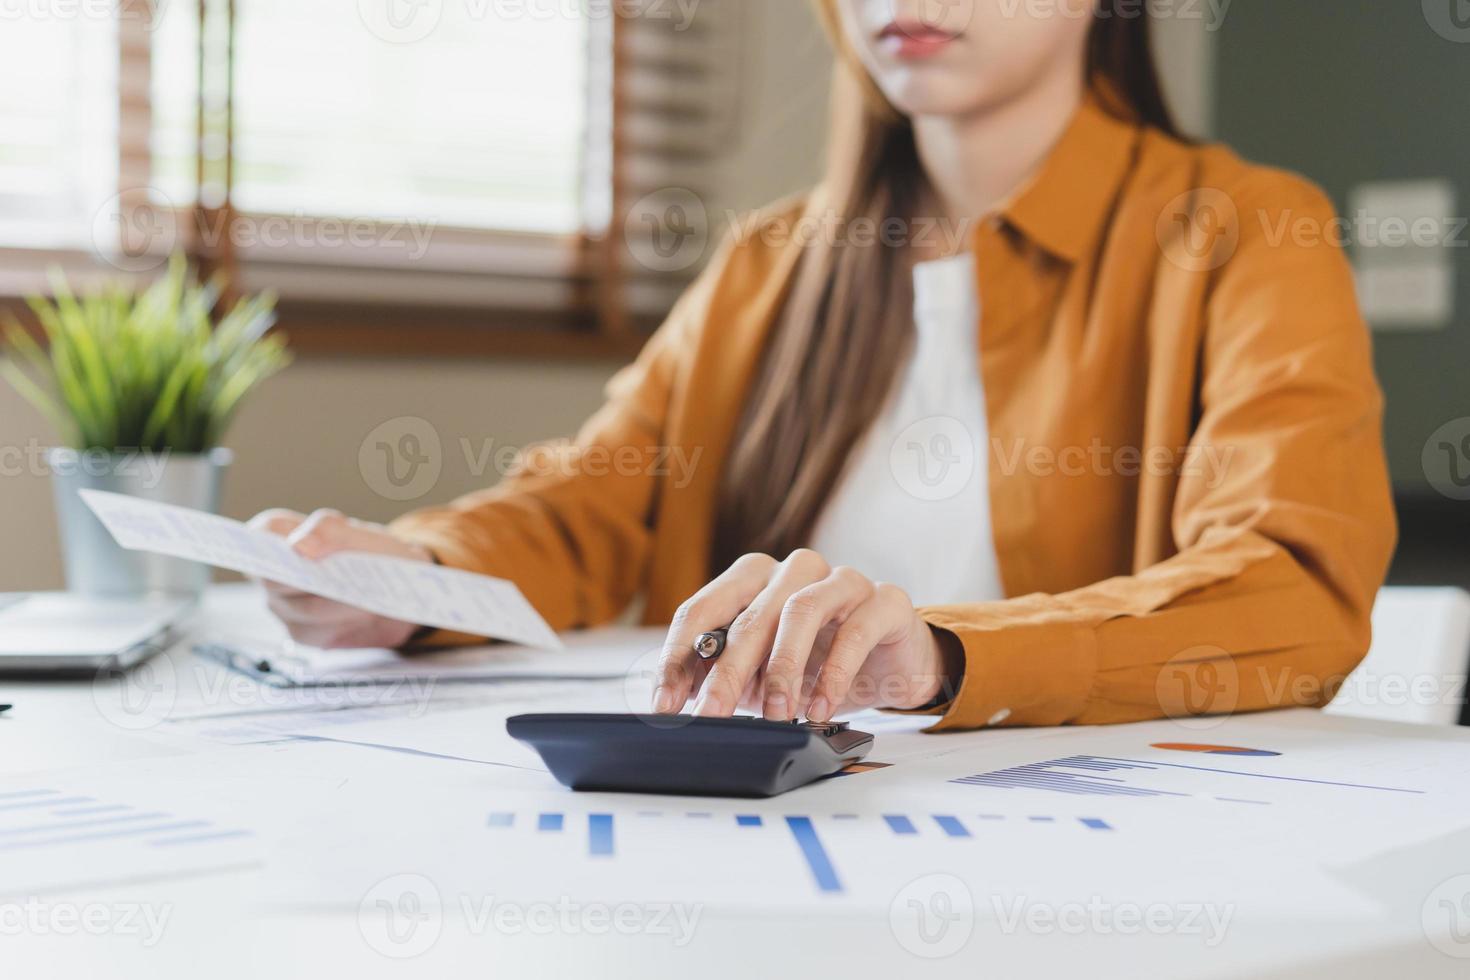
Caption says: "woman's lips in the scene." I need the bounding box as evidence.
[877,21,960,60]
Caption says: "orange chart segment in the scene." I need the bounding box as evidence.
[1151,743,1282,758]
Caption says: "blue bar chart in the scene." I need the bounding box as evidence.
[0,788,255,852]
[588,814,614,856]
[883,814,917,835]
[4,785,261,895]
[934,815,971,838]
[485,809,1119,896]
[784,817,842,893]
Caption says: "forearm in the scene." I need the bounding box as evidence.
[391,468,654,634]
[913,526,1391,731]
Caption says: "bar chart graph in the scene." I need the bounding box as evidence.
[485,809,1118,895]
[0,788,255,852]
[3,786,260,894]
[951,754,1425,802]
[953,756,1197,799]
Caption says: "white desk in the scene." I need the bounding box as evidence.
[4,585,1470,980]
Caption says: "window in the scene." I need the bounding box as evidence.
[151,0,590,235]
[0,13,116,254]
[0,0,736,350]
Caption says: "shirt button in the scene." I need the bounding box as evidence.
[987,709,1011,726]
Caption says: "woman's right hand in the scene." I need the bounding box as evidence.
[249,508,434,650]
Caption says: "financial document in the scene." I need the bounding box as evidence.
[194,626,665,689]
[79,490,561,649]
[10,680,1470,937]
[260,740,1385,922]
[0,774,264,897]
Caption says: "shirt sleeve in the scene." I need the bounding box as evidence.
[387,242,727,637]
[915,174,1398,730]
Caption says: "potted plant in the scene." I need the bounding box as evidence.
[1,255,289,597]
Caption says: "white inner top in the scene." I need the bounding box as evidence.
[809,252,1005,607]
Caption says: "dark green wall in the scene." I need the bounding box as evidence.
[1214,0,1470,492]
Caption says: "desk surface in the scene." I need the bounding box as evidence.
[4,586,1470,980]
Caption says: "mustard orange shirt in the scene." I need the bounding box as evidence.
[392,98,1397,731]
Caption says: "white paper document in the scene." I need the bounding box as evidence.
[0,776,263,897]
[195,626,665,689]
[263,757,1383,924]
[255,709,1470,924]
[79,489,561,649]
[0,740,389,897]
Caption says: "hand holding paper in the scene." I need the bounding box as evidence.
[79,490,562,650]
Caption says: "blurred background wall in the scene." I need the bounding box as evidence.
[1210,1,1470,586]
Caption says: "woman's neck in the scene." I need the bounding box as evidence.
[912,71,1086,234]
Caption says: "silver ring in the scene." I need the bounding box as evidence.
[693,629,727,661]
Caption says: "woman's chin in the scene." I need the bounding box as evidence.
[873,74,993,121]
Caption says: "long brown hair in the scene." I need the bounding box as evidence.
[711,2,1180,572]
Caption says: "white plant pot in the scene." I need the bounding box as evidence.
[48,447,233,598]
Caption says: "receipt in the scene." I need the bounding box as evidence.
[78,490,562,649]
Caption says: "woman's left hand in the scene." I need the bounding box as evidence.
[651,550,963,722]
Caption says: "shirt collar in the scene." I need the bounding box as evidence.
[994,95,1143,264]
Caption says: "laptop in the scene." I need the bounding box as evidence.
[0,592,194,675]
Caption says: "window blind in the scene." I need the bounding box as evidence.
[2,0,743,339]
[608,0,742,321]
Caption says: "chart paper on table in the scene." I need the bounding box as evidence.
[266,778,1383,922]
[877,714,1470,869]
[194,626,664,688]
[0,783,262,897]
[79,489,561,650]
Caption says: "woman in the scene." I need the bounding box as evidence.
[255,0,1395,731]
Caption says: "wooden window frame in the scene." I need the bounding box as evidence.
[3,0,729,362]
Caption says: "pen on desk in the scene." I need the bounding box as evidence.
[693,628,728,661]
[0,704,12,714]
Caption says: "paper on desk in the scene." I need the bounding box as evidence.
[195,626,665,688]
[163,682,565,745]
[0,738,419,897]
[257,711,1468,922]
[860,712,1470,868]
[260,765,1385,922]
[78,489,561,649]
[0,765,270,897]
[173,629,665,747]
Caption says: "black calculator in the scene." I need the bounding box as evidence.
[507,713,875,798]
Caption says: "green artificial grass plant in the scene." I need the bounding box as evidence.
[1,255,289,453]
